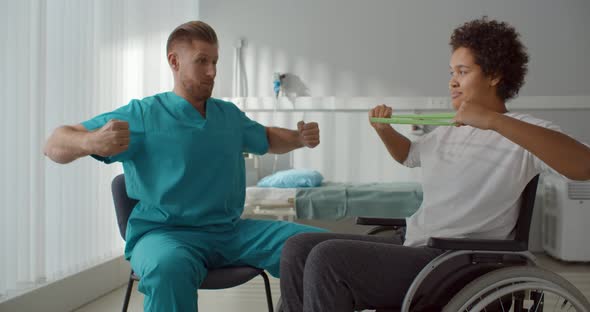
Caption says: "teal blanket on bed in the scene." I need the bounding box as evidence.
[295,182,423,220]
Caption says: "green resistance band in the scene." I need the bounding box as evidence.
[370,113,457,126]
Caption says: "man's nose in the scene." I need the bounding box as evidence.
[205,64,216,78]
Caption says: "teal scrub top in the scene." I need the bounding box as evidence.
[82,92,269,259]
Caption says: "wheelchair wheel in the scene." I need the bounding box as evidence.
[443,266,590,312]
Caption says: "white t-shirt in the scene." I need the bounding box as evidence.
[403,112,561,247]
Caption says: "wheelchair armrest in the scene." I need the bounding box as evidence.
[355,217,406,227]
[427,237,528,252]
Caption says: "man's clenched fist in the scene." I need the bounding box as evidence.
[297,121,320,148]
[87,119,130,156]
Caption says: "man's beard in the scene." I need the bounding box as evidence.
[186,82,213,101]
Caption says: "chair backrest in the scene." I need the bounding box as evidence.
[111,174,139,240]
[514,174,540,248]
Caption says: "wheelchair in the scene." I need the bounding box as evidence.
[278,175,590,311]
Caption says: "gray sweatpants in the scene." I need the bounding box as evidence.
[279,232,444,312]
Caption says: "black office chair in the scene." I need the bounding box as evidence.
[356,175,590,311]
[111,174,274,312]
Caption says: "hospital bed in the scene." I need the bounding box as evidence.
[244,182,423,221]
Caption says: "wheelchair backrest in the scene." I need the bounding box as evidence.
[513,174,540,249]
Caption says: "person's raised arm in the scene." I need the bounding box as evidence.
[369,104,412,164]
[266,121,319,154]
[454,101,590,181]
[44,119,130,164]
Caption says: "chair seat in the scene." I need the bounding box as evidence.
[131,266,265,290]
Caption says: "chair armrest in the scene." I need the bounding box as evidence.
[355,217,406,227]
[427,237,528,252]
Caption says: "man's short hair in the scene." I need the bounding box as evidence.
[166,21,218,54]
[450,16,529,102]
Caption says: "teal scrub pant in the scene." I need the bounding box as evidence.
[130,219,326,312]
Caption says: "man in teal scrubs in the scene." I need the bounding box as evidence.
[44,21,325,311]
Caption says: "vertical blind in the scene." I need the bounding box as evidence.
[0,0,199,301]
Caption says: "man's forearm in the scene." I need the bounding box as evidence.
[491,114,590,180]
[44,125,92,164]
[266,127,303,154]
[375,127,412,164]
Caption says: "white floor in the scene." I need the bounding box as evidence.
[74,253,590,312]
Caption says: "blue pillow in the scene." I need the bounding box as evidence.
[257,169,323,188]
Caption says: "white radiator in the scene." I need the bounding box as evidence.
[542,174,590,262]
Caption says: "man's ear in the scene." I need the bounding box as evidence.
[168,52,179,71]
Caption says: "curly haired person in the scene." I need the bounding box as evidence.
[279,17,590,312]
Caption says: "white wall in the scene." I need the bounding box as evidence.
[202,0,590,98]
